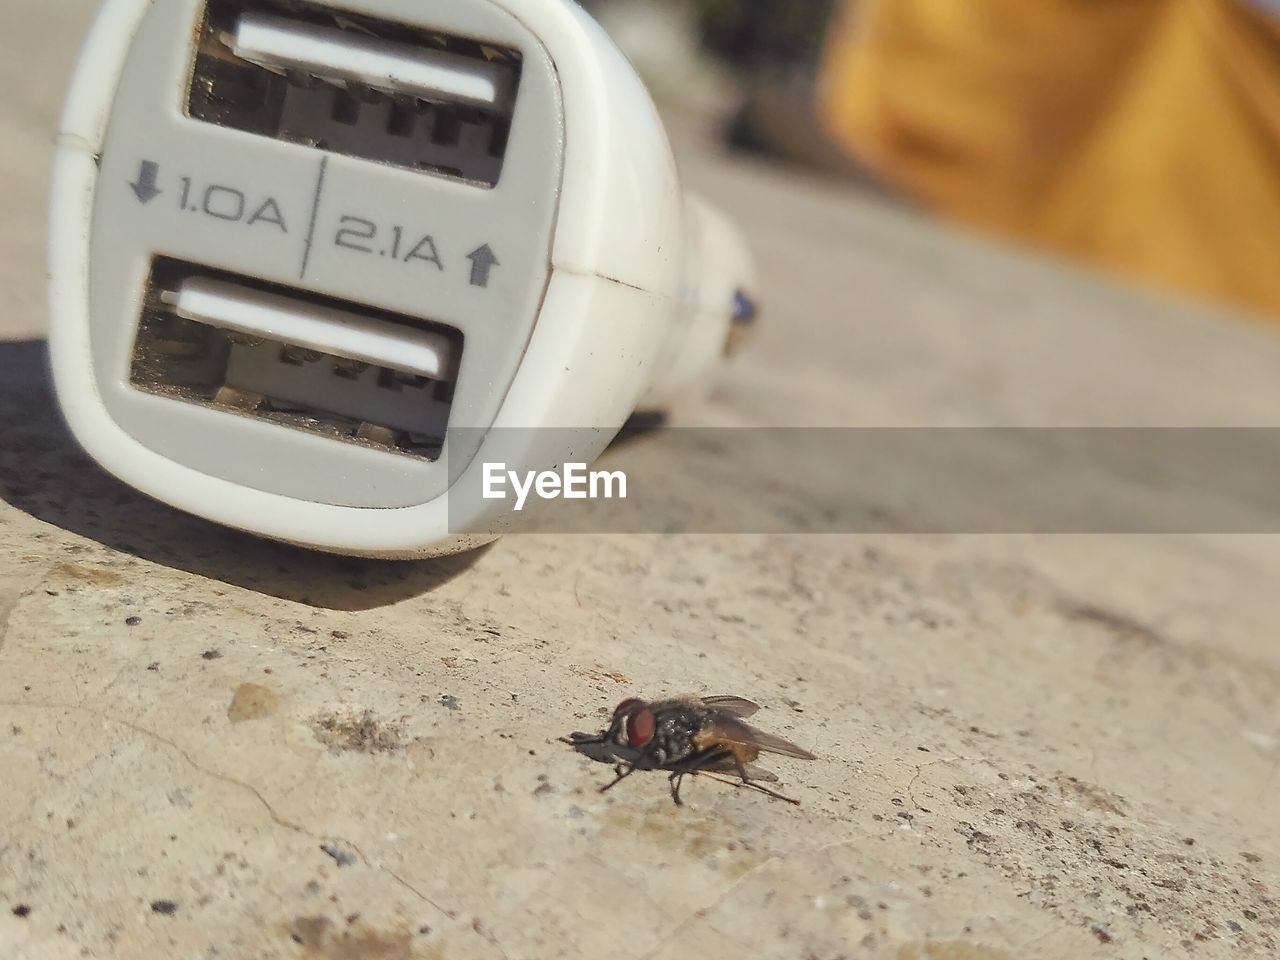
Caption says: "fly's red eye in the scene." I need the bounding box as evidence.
[613,698,642,719]
[627,707,655,747]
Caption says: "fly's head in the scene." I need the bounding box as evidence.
[606,698,657,753]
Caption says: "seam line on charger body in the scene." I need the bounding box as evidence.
[300,155,329,279]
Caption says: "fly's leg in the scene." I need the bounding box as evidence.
[559,733,607,746]
[599,764,633,794]
[668,772,686,806]
[730,759,801,805]
[669,748,728,806]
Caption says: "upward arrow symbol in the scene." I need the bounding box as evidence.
[466,244,500,288]
[129,160,162,204]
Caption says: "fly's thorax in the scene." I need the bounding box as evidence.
[645,704,705,767]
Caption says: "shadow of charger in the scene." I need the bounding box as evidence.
[0,339,487,610]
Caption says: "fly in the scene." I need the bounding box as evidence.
[563,695,816,805]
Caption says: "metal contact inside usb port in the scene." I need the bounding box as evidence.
[132,259,460,460]
[187,1,521,186]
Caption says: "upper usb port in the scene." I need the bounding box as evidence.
[187,1,522,187]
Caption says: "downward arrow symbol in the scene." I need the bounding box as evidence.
[130,160,162,204]
[466,244,499,288]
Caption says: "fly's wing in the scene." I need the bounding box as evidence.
[696,696,762,719]
[743,763,780,783]
[657,695,760,719]
[695,715,817,760]
[691,753,781,783]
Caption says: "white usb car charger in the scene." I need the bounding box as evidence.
[49,0,757,557]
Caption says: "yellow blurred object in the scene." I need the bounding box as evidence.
[818,0,1280,319]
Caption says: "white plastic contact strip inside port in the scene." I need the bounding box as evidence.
[169,278,454,381]
[230,12,510,111]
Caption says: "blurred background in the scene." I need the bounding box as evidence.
[585,0,1280,323]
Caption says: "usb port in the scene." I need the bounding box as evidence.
[187,1,521,186]
[131,259,461,460]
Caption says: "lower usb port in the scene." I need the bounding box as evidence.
[131,259,460,460]
[187,1,521,187]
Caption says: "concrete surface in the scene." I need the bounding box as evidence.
[2,3,1279,959]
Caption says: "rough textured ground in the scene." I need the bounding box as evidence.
[2,4,1279,959]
